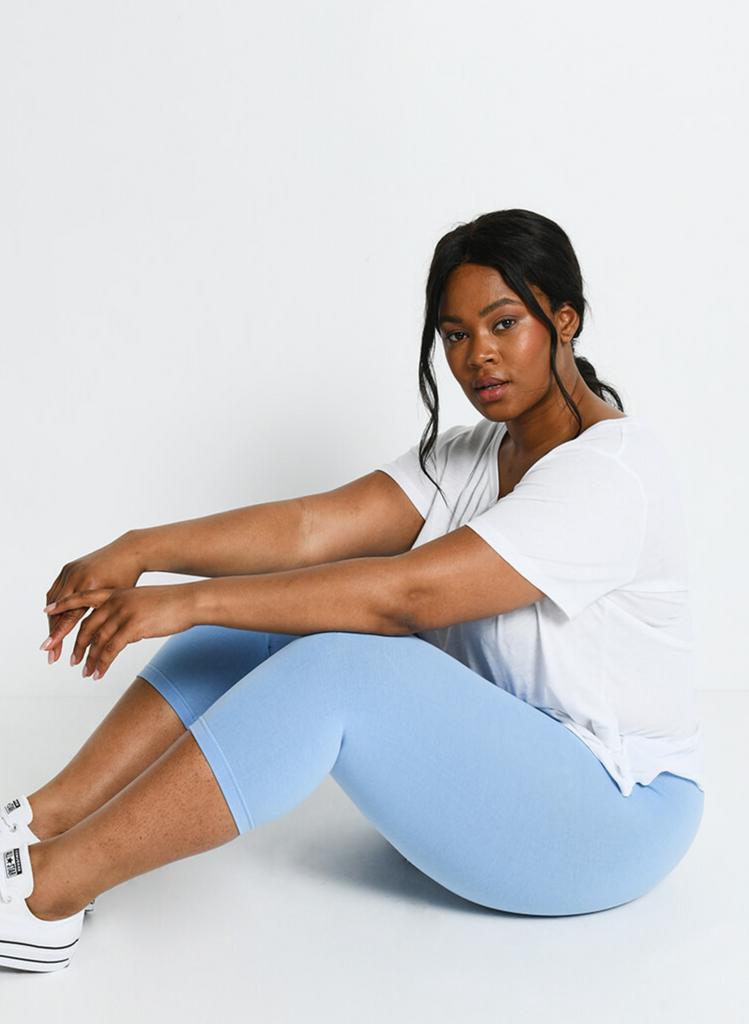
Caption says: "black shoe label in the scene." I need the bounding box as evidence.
[3,800,21,815]
[3,848,22,879]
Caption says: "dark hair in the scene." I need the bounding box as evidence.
[418,209,624,501]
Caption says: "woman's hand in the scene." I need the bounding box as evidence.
[44,533,148,664]
[41,584,198,680]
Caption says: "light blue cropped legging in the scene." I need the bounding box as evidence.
[137,626,704,917]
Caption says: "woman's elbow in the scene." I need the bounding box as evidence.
[383,582,427,636]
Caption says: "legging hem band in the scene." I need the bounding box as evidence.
[189,716,256,834]
[137,664,198,730]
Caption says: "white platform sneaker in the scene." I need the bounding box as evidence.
[1,798,95,914]
[0,840,85,972]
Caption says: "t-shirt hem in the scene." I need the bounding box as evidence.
[560,720,707,797]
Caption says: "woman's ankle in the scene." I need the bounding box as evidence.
[25,839,92,921]
[26,789,85,841]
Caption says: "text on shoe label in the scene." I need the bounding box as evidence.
[4,800,21,815]
[3,848,22,878]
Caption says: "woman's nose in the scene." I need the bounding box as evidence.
[466,331,500,367]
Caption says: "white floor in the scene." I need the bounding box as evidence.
[1,690,746,1023]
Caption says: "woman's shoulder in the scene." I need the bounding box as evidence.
[588,415,676,462]
[559,414,657,458]
[543,415,682,503]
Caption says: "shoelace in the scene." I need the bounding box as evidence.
[0,808,19,834]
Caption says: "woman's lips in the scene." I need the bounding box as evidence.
[475,381,509,402]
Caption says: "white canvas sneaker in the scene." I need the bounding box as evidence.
[0,841,85,972]
[1,798,95,915]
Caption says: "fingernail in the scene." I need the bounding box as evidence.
[92,669,101,681]
[40,637,52,651]
[44,603,56,612]
[48,651,54,664]
[81,666,90,678]
[70,653,77,667]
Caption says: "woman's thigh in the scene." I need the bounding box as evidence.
[137,625,301,727]
[184,630,704,917]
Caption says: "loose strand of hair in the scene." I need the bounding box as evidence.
[417,342,450,508]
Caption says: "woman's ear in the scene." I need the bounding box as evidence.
[556,303,580,344]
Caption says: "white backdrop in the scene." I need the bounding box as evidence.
[1,0,746,696]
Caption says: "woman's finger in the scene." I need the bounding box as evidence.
[41,608,89,658]
[45,570,69,658]
[46,569,66,609]
[71,606,113,669]
[46,566,74,616]
[41,589,120,667]
[44,589,113,616]
[83,619,129,679]
[45,570,105,662]
[44,566,81,657]
[47,617,69,662]
[40,591,109,654]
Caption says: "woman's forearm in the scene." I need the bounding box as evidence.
[128,498,312,578]
[188,556,413,637]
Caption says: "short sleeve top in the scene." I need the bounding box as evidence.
[377,416,706,797]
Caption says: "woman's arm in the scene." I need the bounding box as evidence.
[46,524,545,678]
[190,556,408,636]
[189,525,544,637]
[129,471,425,579]
[129,498,311,577]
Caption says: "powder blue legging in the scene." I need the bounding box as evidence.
[137,625,704,917]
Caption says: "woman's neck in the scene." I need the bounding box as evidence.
[502,375,624,464]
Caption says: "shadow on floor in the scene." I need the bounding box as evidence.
[242,824,532,919]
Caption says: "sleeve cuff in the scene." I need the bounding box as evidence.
[376,466,433,520]
[465,522,583,620]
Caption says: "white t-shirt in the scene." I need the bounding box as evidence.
[377,416,706,797]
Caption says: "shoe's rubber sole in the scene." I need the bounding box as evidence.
[0,935,80,972]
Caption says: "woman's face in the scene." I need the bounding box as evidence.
[438,263,577,425]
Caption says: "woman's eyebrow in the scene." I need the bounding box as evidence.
[439,297,523,325]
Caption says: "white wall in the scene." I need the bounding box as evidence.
[1,0,746,695]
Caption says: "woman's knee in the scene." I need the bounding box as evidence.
[260,631,408,702]
[275,631,416,678]
[139,625,278,721]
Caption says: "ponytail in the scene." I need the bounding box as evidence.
[573,355,624,411]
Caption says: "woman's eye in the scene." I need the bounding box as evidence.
[444,319,515,344]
